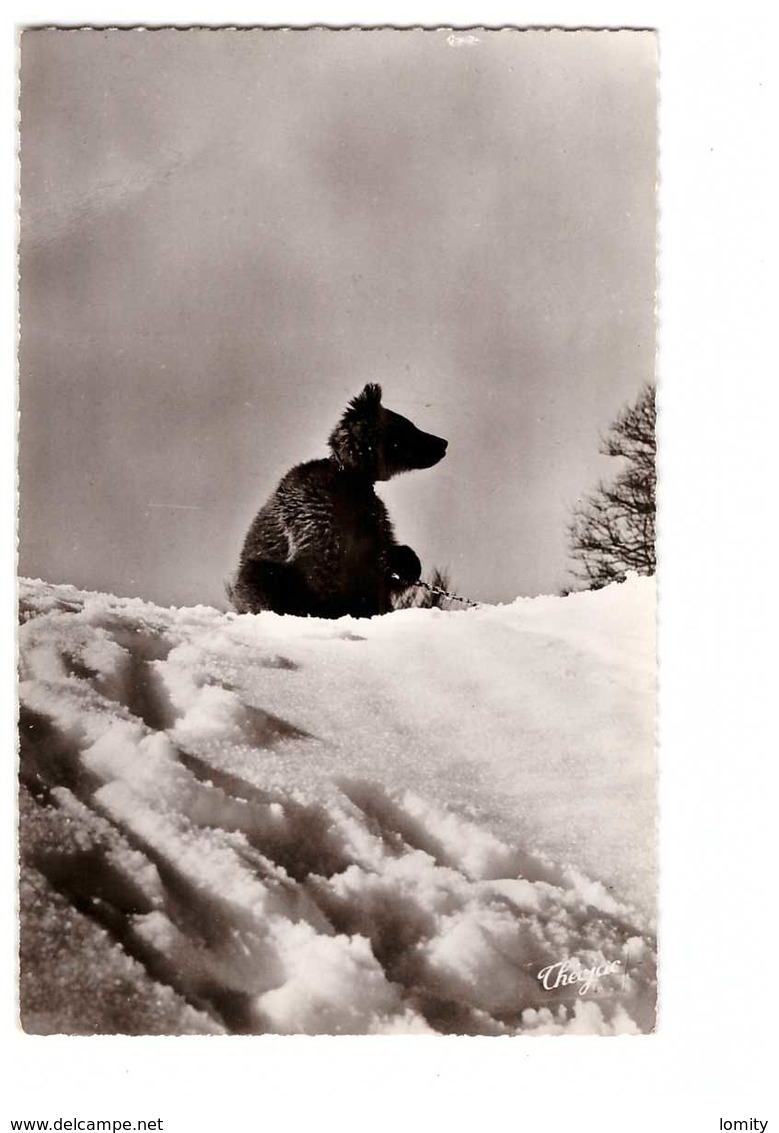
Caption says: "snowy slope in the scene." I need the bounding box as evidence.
[17,576,656,1036]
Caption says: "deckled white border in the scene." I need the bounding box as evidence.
[3,4,776,1131]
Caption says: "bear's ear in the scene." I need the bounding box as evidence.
[350,383,382,411]
[329,382,383,472]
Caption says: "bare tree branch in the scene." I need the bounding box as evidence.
[568,384,656,589]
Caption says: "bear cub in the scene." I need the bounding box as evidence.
[229,383,447,618]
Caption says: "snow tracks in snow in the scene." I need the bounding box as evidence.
[17,578,656,1035]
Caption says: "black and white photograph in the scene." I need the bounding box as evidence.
[16,26,658,1037]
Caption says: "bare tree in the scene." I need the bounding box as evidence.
[568,384,656,589]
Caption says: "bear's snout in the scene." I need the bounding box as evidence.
[416,432,448,469]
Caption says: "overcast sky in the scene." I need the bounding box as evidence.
[19,28,656,608]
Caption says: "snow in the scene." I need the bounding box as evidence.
[17,574,656,1035]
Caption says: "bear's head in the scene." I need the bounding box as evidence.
[329,383,448,482]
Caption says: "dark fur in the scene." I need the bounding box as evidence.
[229,384,447,617]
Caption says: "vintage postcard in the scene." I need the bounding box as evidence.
[17,26,657,1036]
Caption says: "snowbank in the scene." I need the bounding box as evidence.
[17,576,656,1035]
